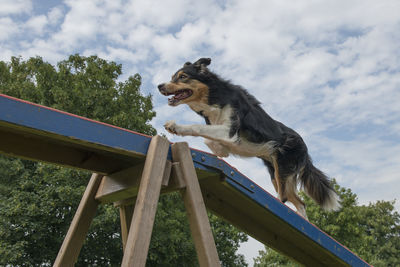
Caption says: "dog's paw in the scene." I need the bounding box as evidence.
[164,120,178,135]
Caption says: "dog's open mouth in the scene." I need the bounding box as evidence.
[167,89,193,105]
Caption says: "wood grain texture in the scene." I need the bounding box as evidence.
[121,135,170,267]
[172,142,221,267]
[119,204,135,250]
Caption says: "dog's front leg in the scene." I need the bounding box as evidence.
[164,120,234,143]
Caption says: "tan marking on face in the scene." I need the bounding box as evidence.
[185,80,209,104]
[164,75,209,105]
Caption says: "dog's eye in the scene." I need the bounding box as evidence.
[179,74,188,79]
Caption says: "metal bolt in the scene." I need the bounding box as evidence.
[201,156,205,162]
[230,171,234,176]
[191,153,196,158]
[250,184,255,189]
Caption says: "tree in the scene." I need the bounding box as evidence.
[147,193,248,267]
[0,55,247,266]
[0,55,156,133]
[254,181,400,267]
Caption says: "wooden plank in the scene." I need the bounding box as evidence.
[95,160,173,204]
[0,94,152,159]
[121,135,170,267]
[171,142,221,267]
[200,177,324,266]
[0,128,129,175]
[53,173,103,267]
[0,94,368,266]
[119,204,135,250]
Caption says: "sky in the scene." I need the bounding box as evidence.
[1,0,400,264]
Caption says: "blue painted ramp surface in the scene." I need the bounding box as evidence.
[0,94,369,266]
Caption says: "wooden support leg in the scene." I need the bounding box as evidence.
[119,204,135,250]
[171,142,221,267]
[53,173,103,267]
[121,135,170,267]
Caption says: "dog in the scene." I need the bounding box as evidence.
[158,58,340,218]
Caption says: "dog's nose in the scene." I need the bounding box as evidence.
[158,83,165,91]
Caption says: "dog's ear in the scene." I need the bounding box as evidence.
[193,58,211,67]
[193,58,211,74]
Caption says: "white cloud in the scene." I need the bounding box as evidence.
[50,0,105,50]
[103,46,148,63]
[0,48,13,61]
[22,39,64,62]
[0,17,18,41]
[25,15,48,34]
[0,0,32,15]
[47,6,64,25]
[314,136,400,208]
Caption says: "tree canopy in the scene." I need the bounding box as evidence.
[0,55,247,266]
[254,181,400,267]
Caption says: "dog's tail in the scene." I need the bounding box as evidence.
[299,156,341,211]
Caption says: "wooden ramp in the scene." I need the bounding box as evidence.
[0,94,370,266]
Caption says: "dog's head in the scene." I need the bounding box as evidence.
[158,58,211,106]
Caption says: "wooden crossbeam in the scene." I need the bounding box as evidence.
[95,163,145,203]
[95,160,183,204]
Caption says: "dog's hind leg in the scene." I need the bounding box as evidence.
[204,140,229,157]
[284,174,308,219]
[262,159,286,202]
[271,155,284,202]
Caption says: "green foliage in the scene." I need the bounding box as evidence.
[211,214,248,266]
[254,181,400,266]
[0,55,248,266]
[0,54,154,266]
[148,193,198,266]
[148,193,248,266]
[0,162,122,266]
[0,55,156,134]
[254,247,299,267]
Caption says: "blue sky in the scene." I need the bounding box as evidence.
[1,0,400,264]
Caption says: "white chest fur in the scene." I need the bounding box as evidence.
[188,103,232,125]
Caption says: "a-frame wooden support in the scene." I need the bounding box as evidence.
[53,136,220,267]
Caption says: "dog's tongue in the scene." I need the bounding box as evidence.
[168,90,191,105]
[175,90,190,100]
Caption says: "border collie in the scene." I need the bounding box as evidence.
[158,58,340,218]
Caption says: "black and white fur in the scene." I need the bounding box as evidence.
[158,58,340,218]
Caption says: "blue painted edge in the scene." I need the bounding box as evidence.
[0,94,368,266]
[0,94,157,158]
[191,146,369,267]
